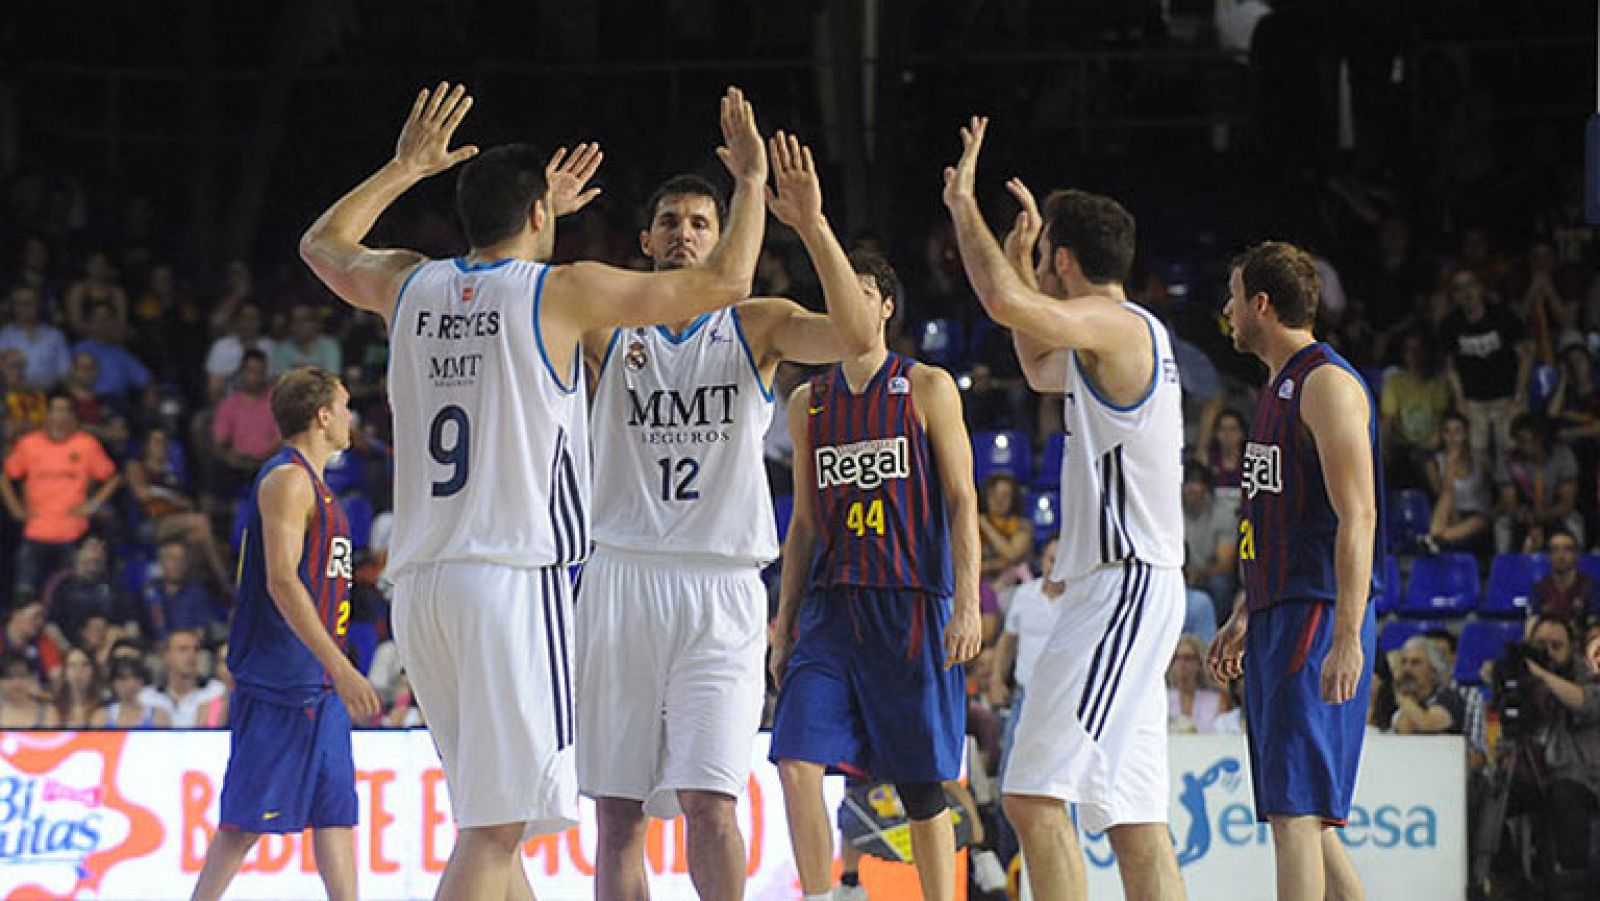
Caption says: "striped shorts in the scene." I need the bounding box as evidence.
[393,561,579,839]
[1001,560,1185,833]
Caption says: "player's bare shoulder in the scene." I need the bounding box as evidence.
[908,361,962,427]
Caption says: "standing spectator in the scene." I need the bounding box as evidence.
[125,427,230,585]
[98,656,170,728]
[62,252,128,338]
[0,652,57,728]
[53,645,107,727]
[1,392,119,599]
[1207,409,1247,514]
[207,350,280,504]
[1181,460,1238,636]
[73,302,151,402]
[1441,268,1533,464]
[1380,328,1451,490]
[204,303,274,401]
[42,533,146,648]
[0,285,71,388]
[978,473,1032,588]
[1423,412,1493,556]
[1533,527,1599,632]
[1167,634,1229,734]
[1,599,62,684]
[148,628,224,727]
[1392,635,1465,735]
[273,303,342,376]
[1493,414,1582,553]
[142,540,225,638]
[1,349,46,443]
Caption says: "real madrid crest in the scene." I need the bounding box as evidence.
[625,338,649,371]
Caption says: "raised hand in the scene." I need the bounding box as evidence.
[1002,177,1042,289]
[545,143,604,217]
[715,86,768,184]
[941,115,989,209]
[764,131,823,228]
[394,82,479,179]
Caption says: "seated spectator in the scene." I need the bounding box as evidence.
[98,656,170,728]
[384,670,424,728]
[195,638,230,728]
[1423,411,1493,556]
[965,325,1031,434]
[273,303,342,375]
[1392,635,1465,735]
[1207,409,1247,514]
[0,284,70,388]
[1381,328,1451,491]
[206,349,279,505]
[204,303,274,402]
[42,533,147,647]
[1493,414,1582,553]
[1548,340,1600,445]
[1534,527,1598,632]
[2,599,62,684]
[989,539,1064,773]
[1425,627,1488,766]
[0,652,57,728]
[1168,633,1229,733]
[148,628,224,727]
[62,251,128,337]
[1182,460,1237,639]
[142,540,225,638]
[978,473,1031,588]
[52,645,107,727]
[73,301,150,403]
[1,349,46,444]
[125,427,229,585]
[1,392,119,599]
[1213,679,1245,734]
[206,260,254,340]
[77,612,115,672]
[60,352,122,446]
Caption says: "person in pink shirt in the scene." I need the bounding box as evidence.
[207,349,280,504]
[1,392,120,599]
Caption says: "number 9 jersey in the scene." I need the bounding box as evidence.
[804,354,952,595]
[386,259,591,577]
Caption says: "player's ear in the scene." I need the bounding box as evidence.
[529,198,549,235]
[1051,245,1075,282]
[639,229,653,257]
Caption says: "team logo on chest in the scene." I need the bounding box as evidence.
[326,536,353,580]
[625,332,649,372]
[1241,441,1283,499]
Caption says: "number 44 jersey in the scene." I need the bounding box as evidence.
[589,308,779,565]
[387,258,590,577]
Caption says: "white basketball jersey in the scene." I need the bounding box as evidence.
[386,258,590,576]
[1051,302,1185,581]
[589,308,778,565]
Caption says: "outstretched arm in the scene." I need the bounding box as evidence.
[299,82,480,322]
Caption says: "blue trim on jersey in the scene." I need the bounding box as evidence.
[656,313,711,345]
[388,262,427,338]
[730,306,776,402]
[596,328,623,380]
[1072,312,1159,413]
[452,257,515,272]
[531,264,578,395]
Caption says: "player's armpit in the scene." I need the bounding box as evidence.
[739,297,861,369]
[299,243,426,324]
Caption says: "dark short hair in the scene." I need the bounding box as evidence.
[1422,627,1457,654]
[1510,412,1549,443]
[1547,526,1579,548]
[108,656,148,684]
[241,348,268,368]
[271,366,341,437]
[1530,616,1576,645]
[644,174,726,229]
[849,249,902,309]
[46,389,74,410]
[1183,460,1212,488]
[1232,241,1320,329]
[1041,189,1136,285]
[455,144,549,248]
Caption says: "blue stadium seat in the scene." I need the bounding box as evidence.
[1400,552,1479,617]
[972,430,1031,484]
[1034,433,1065,489]
[1481,553,1549,618]
[773,494,794,545]
[1528,363,1561,412]
[1578,553,1600,586]
[918,319,965,368]
[346,621,379,674]
[1029,491,1060,546]
[1379,618,1447,654]
[1455,620,1524,686]
[966,318,1001,362]
[1372,555,1403,616]
[342,494,375,550]
[1389,489,1432,550]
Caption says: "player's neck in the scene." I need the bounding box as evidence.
[466,234,540,267]
[1061,278,1126,303]
[1260,329,1317,381]
[840,344,890,393]
[285,436,334,477]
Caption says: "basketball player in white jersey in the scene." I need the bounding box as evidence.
[575,131,879,900]
[944,117,1188,900]
[298,82,770,901]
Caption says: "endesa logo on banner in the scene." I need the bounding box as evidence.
[1081,734,1467,901]
[0,732,164,899]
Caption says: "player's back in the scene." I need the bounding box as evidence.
[1053,302,1185,582]
[229,447,352,699]
[805,353,951,595]
[386,258,590,576]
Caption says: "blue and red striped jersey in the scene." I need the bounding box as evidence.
[804,354,952,595]
[1240,343,1386,613]
[228,446,354,698]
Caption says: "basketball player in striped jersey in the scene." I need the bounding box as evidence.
[191,366,375,901]
[1208,242,1380,901]
[944,117,1187,900]
[576,134,879,900]
[769,252,982,901]
[299,82,769,901]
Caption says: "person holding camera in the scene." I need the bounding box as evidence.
[1515,617,1600,887]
